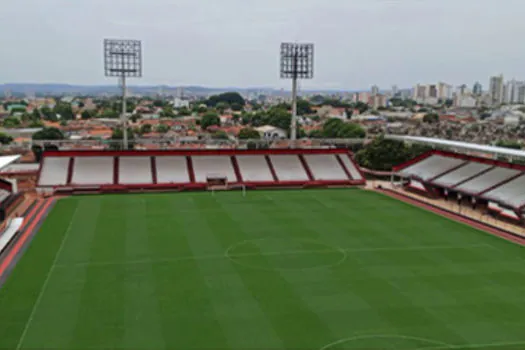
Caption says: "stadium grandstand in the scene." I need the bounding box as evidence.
[1,139,525,349]
[389,135,525,223]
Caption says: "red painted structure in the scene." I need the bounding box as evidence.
[39,149,365,194]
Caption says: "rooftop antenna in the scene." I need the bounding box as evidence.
[280,42,314,147]
[104,39,142,149]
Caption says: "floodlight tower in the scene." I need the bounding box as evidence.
[104,39,142,149]
[280,43,314,144]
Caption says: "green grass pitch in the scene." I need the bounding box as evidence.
[0,189,525,349]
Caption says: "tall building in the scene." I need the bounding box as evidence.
[371,85,379,96]
[473,82,482,96]
[503,80,516,104]
[489,75,504,105]
[391,85,399,96]
[437,82,453,100]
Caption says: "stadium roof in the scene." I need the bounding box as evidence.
[0,155,21,172]
[385,135,525,160]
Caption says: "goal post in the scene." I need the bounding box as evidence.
[206,174,246,197]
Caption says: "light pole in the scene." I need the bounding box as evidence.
[104,39,142,149]
[280,43,314,146]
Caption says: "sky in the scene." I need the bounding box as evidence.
[1,0,525,90]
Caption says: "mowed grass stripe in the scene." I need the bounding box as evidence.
[146,195,230,349]
[0,199,77,349]
[70,198,126,348]
[20,199,100,349]
[122,197,165,349]
[211,193,338,349]
[181,195,286,350]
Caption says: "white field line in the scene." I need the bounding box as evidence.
[15,203,78,350]
[55,243,489,269]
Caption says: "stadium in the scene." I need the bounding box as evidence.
[0,137,524,350]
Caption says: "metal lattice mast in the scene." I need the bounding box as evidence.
[104,39,142,149]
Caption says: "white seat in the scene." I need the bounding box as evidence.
[72,157,113,185]
[399,155,465,181]
[236,155,273,182]
[269,155,309,181]
[338,154,363,180]
[39,157,69,186]
[303,154,348,180]
[432,162,492,187]
[155,156,190,183]
[455,167,521,194]
[192,156,237,183]
[119,157,153,184]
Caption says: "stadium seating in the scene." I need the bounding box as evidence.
[72,157,114,185]
[398,155,466,181]
[155,156,190,183]
[432,162,493,187]
[269,155,309,181]
[39,150,365,191]
[338,154,364,180]
[303,154,349,180]
[235,155,274,182]
[483,174,525,209]
[119,157,153,185]
[454,167,521,194]
[38,157,69,186]
[191,155,237,183]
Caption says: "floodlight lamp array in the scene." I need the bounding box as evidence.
[104,39,142,78]
[280,43,314,79]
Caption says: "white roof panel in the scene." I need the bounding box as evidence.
[0,155,21,172]
[386,135,525,159]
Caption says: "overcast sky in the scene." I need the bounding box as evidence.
[1,0,524,90]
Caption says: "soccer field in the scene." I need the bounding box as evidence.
[0,189,525,349]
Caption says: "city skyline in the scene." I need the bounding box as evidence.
[2,0,525,89]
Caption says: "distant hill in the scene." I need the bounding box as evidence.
[0,83,354,97]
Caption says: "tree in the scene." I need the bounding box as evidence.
[140,124,152,134]
[216,102,230,114]
[308,129,324,138]
[156,124,170,133]
[2,117,21,128]
[29,120,44,127]
[100,109,119,119]
[196,105,208,114]
[0,133,13,145]
[212,130,229,140]
[32,127,65,140]
[9,107,26,115]
[206,92,245,107]
[41,106,56,120]
[153,100,165,107]
[337,123,366,138]
[266,107,291,131]
[129,113,142,123]
[322,118,344,138]
[81,110,94,120]
[201,112,220,130]
[496,140,522,150]
[355,136,430,171]
[238,127,260,140]
[297,99,313,115]
[231,102,243,111]
[31,108,41,120]
[423,113,439,123]
[53,102,74,120]
[177,107,191,117]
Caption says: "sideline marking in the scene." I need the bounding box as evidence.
[15,202,78,350]
[0,199,52,277]
[56,243,489,268]
[320,334,451,350]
